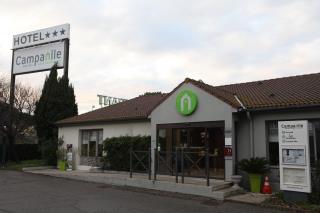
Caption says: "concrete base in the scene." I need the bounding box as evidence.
[26,169,241,201]
[283,191,308,203]
[226,193,271,204]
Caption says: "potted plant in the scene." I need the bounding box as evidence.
[57,137,67,171]
[238,157,270,193]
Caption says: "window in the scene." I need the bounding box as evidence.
[267,121,279,165]
[81,129,103,157]
[267,120,320,166]
[309,121,320,166]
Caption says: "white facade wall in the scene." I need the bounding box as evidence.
[150,83,236,180]
[58,121,151,170]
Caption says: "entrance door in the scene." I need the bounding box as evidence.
[157,122,225,179]
[206,127,225,179]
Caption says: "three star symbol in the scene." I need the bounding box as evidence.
[60,28,65,35]
[52,30,58,37]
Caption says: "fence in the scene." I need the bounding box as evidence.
[129,147,212,186]
[129,148,151,180]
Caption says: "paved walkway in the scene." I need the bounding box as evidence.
[26,169,235,200]
[28,169,229,187]
[0,170,286,213]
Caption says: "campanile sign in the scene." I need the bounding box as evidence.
[12,24,70,75]
[13,41,65,74]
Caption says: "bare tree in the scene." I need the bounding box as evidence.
[0,75,40,162]
[0,76,40,115]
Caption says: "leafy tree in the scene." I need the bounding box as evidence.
[34,66,78,165]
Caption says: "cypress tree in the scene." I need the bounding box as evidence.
[34,66,78,165]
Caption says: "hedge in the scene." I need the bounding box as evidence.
[103,135,150,171]
[0,144,41,161]
[309,162,320,204]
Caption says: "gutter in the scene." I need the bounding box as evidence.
[234,94,254,158]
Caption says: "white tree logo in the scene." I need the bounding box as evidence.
[176,90,198,115]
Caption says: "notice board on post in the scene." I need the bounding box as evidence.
[278,120,311,193]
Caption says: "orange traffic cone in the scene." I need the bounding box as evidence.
[262,176,272,194]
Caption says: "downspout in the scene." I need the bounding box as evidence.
[234,95,254,158]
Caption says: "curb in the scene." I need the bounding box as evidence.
[22,166,55,171]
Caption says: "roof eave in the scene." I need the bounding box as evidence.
[56,117,150,127]
[244,104,320,112]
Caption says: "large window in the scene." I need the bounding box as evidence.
[81,129,103,157]
[267,120,320,166]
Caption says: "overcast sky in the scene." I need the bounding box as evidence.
[1,0,320,113]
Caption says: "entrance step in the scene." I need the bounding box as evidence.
[211,181,232,191]
[212,187,244,200]
[89,167,103,173]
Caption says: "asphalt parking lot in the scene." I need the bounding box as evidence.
[0,170,285,213]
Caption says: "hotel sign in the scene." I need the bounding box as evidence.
[176,90,198,115]
[13,41,65,74]
[278,120,311,193]
[11,24,70,75]
[13,24,70,49]
[8,24,71,150]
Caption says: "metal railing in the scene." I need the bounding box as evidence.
[129,147,213,186]
[155,150,175,176]
[129,148,151,180]
[154,147,211,186]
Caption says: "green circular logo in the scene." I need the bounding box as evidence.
[176,90,198,115]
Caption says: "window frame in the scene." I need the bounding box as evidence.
[80,129,103,157]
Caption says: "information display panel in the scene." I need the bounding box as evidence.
[281,147,306,165]
[278,120,311,193]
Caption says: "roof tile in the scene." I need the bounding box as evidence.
[57,73,320,125]
[56,93,166,125]
[189,72,320,110]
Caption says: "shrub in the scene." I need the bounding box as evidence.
[238,157,270,174]
[0,144,41,161]
[56,137,67,161]
[103,135,150,171]
[309,162,320,204]
[41,138,58,166]
[14,144,41,161]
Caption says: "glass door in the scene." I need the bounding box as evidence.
[157,123,225,179]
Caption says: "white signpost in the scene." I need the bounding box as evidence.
[278,120,311,193]
[8,24,71,169]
